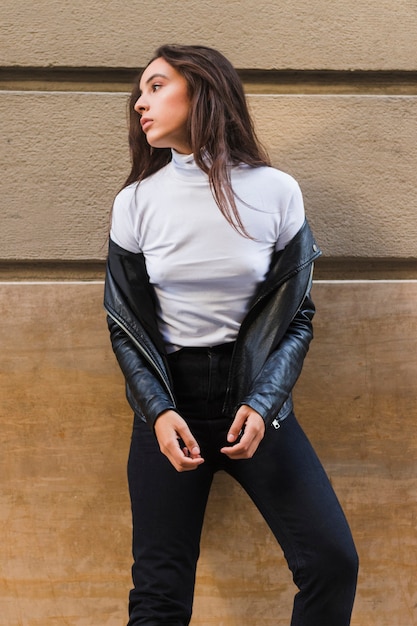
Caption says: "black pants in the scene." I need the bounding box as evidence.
[127,344,358,625]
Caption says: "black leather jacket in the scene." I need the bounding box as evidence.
[104,219,321,431]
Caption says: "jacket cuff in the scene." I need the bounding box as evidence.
[239,394,293,426]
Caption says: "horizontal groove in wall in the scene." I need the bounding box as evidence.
[0,261,106,281]
[314,258,417,280]
[1,67,417,94]
[0,259,416,281]
[241,69,417,95]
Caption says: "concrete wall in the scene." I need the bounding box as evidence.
[2,0,417,70]
[1,93,417,262]
[1,1,417,625]
[2,281,416,625]
[1,0,417,267]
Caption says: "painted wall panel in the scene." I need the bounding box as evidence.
[1,1,417,70]
[1,92,416,260]
[1,281,416,625]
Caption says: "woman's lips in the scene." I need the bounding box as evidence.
[140,118,153,132]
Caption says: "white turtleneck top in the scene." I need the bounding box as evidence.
[110,150,305,352]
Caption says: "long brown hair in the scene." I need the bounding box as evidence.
[124,44,270,236]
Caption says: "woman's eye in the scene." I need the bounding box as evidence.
[152,83,162,92]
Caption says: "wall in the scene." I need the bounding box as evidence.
[1,2,416,625]
[2,1,417,267]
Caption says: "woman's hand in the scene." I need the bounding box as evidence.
[220,405,265,459]
[154,410,204,472]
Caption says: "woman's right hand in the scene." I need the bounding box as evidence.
[154,410,205,472]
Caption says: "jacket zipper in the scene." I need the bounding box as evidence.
[224,262,314,416]
[105,308,176,405]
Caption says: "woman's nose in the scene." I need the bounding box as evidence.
[134,96,148,114]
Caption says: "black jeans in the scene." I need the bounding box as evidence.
[127,344,358,626]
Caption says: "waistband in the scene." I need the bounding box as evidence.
[167,341,235,358]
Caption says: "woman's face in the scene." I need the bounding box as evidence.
[135,57,192,154]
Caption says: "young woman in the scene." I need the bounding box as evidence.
[104,44,358,626]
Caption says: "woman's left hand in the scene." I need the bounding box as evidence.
[220,405,265,459]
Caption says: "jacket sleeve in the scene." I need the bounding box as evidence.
[239,292,315,425]
[107,315,176,430]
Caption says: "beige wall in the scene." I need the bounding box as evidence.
[1,281,416,626]
[1,93,417,261]
[1,0,417,70]
[1,2,417,625]
[1,0,417,266]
